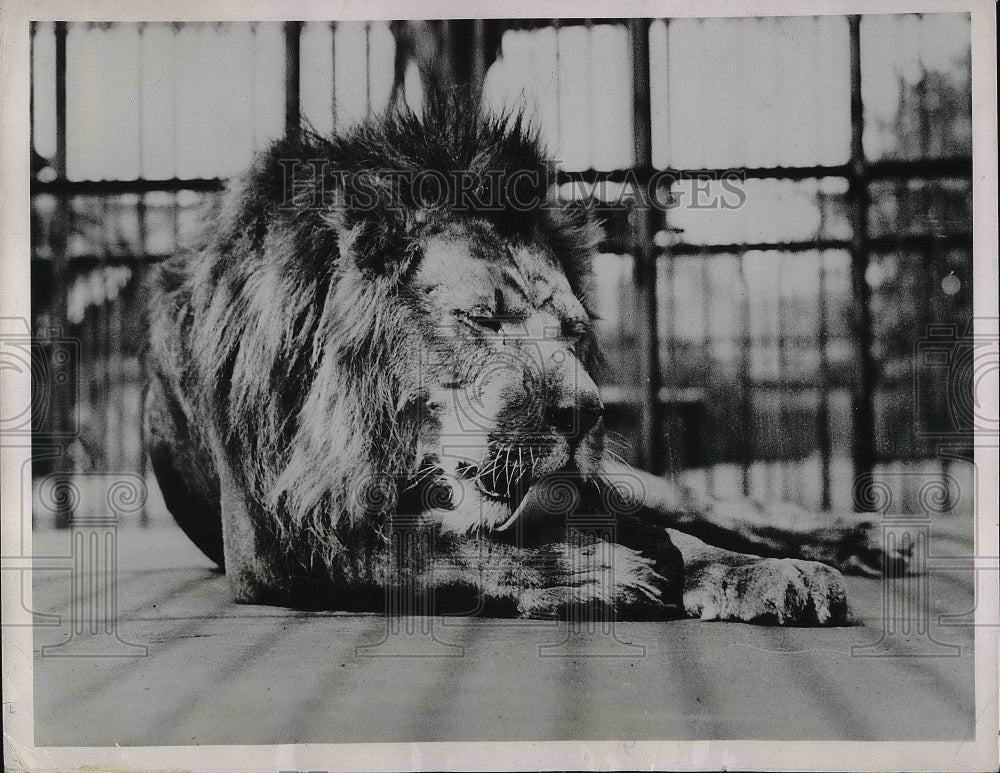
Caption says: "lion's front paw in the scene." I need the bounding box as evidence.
[683,558,848,626]
[513,539,684,619]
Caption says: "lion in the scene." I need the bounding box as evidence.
[144,96,899,624]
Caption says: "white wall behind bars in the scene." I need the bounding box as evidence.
[32,16,970,182]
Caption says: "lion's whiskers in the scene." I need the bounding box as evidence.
[403,464,443,491]
[603,448,628,467]
[604,430,632,456]
[465,436,557,504]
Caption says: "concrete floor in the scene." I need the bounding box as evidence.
[31,514,977,746]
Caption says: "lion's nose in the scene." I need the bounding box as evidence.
[546,395,604,443]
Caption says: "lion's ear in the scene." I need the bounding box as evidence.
[546,196,604,259]
[337,173,416,278]
[543,198,604,318]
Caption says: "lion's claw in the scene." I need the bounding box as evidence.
[683,557,848,626]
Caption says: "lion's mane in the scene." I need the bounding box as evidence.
[148,95,602,572]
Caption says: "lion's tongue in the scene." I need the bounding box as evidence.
[493,477,580,532]
[492,486,536,532]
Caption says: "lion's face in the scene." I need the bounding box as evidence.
[405,222,603,533]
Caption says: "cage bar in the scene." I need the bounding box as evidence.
[628,18,664,474]
[848,15,878,498]
[26,19,973,518]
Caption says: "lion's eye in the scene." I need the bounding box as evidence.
[468,315,504,333]
[563,320,593,358]
[455,308,504,334]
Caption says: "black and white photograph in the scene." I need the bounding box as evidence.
[1,1,997,770]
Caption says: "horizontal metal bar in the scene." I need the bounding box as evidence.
[598,382,867,408]
[867,156,972,180]
[664,232,972,256]
[32,254,170,271]
[31,178,225,196]
[559,166,851,185]
[30,155,970,198]
[556,156,971,186]
[666,239,849,255]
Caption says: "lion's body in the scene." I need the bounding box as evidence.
[145,98,860,623]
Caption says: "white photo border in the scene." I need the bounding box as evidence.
[1,1,996,771]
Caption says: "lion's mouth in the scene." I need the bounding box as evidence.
[465,463,533,515]
[413,441,584,533]
[469,462,583,532]
[459,437,593,531]
[492,475,584,532]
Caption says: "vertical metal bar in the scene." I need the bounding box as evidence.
[98,195,111,470]
[249,23,258,150]
[136,200,149,522]
[777,253,790,501]
[171,193,181,253]
[29,21,38,508]
[915,56,940,451]
[284,21,302,138]
[329,22,337,130]
[661,20,688,485]
[364,21,372,116]
[54,23,67,180]
[136,23,149,522]
[816,247,832,511]
[699,253,713,494]
[629,18,663,474]
[848,15,877,501]
[51,22,72,526]
[171,24,181,250]
[108,273,123,471]
[136,23,146,194]
[585,20,594,167]
[553,20,561,152]
[470,19,486,100]
[737,250,752,497]
[438,20,455,89]
[664,243,676,371]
